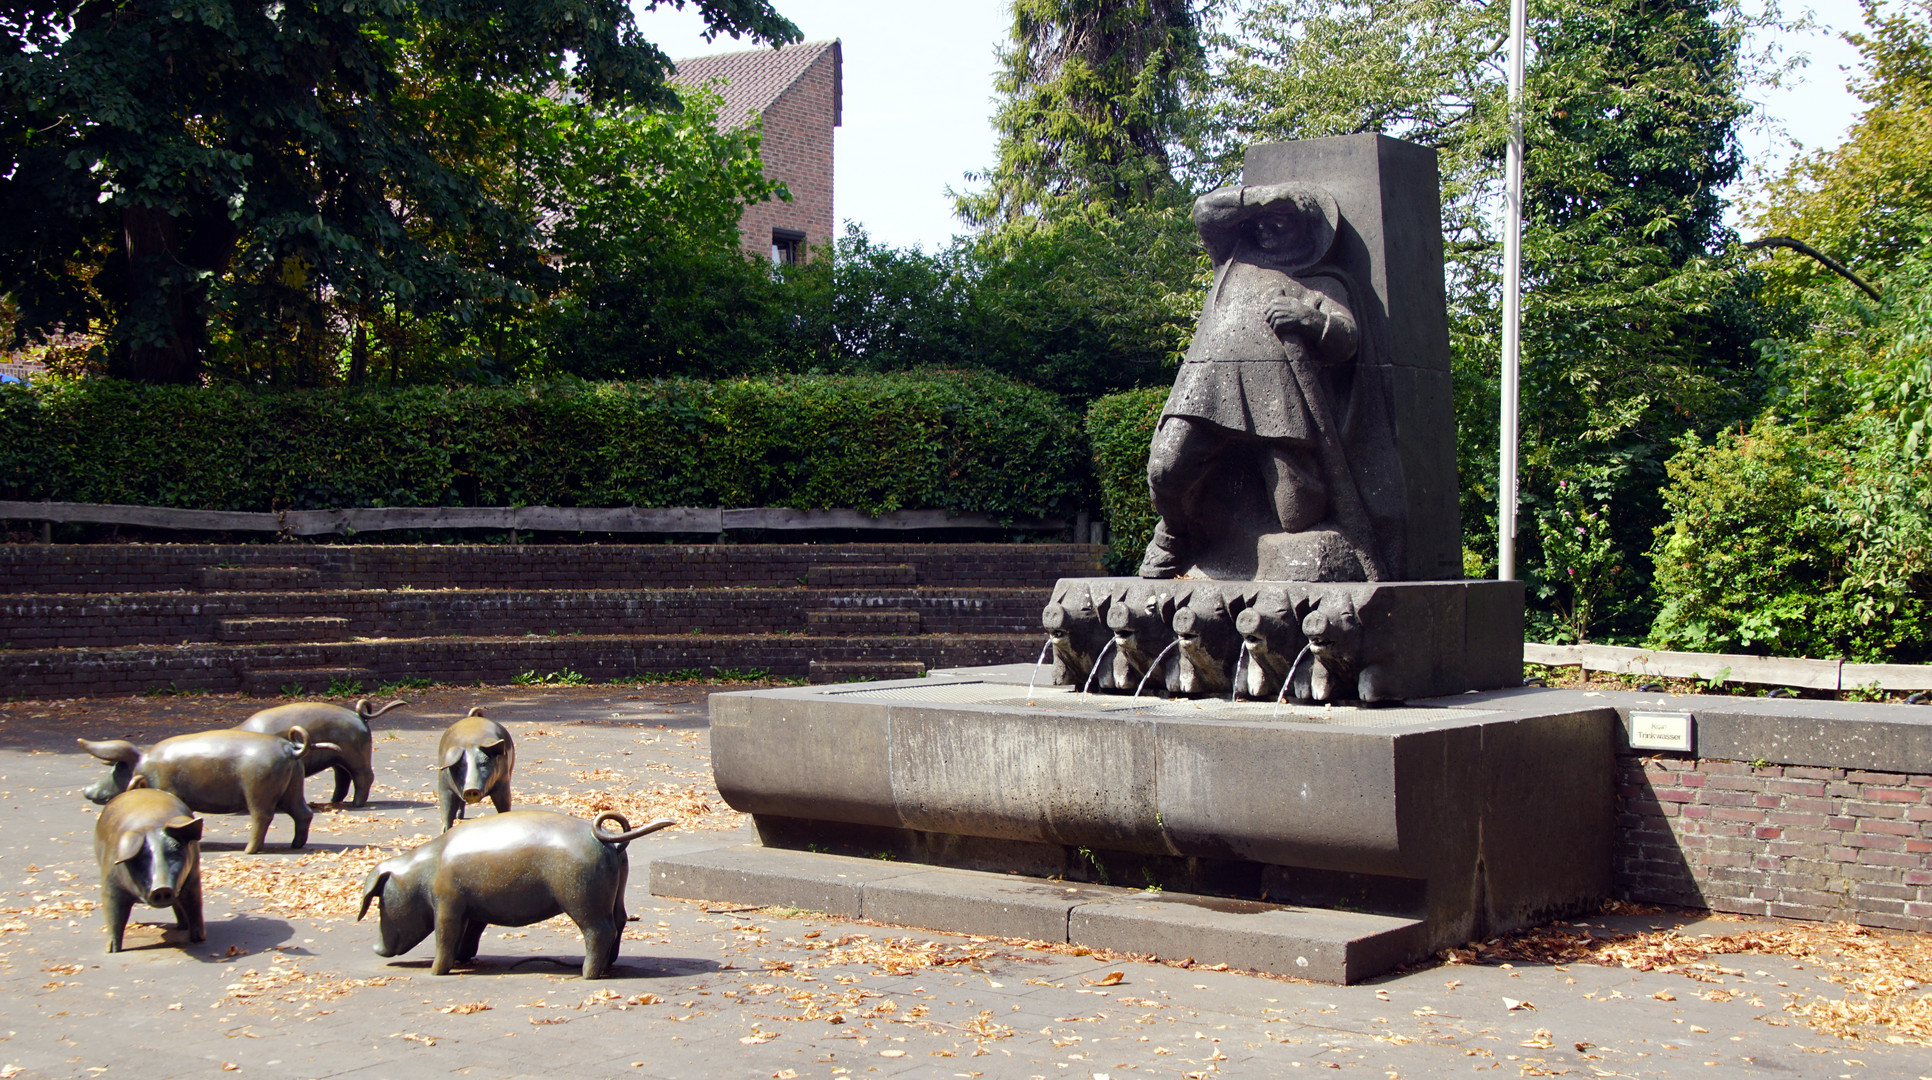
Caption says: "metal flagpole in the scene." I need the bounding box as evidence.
[1497,0,1527,581]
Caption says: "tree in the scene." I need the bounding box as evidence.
[1749,0,1932,305]
[0,0,800,383]
[958,0,1209,225]
[520,85,794,381]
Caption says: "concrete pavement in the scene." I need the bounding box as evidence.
[0,685,1926,1079]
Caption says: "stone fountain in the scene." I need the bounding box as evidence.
[652,134,1613,984]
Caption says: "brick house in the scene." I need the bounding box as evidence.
[671,39,841,264]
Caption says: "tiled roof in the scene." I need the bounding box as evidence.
[670,39,842,130]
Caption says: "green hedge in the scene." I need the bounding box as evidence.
[0,372,1090,522]
[1085,386,1166,573]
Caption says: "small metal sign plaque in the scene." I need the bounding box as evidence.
[1628,710,1694,752]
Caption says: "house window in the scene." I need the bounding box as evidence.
[771,228,806,266]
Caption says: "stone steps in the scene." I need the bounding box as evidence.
[242,666,378,696]
[217,616,351,642]
[807,563,917,588]
[808,659,927,684]
[805,609,922,634]
[0,544,1087,698]
[650,844,1422,985]
[198,566,319,591]
[0,633,1036,699]
[0,586,1048,651]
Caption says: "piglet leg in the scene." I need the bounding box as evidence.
[175,875,205,943]
[579,916,618,980]
[432,897,467,975]
[101,884,132,954]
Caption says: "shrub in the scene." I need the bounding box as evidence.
[0,371,1091,523]
[1647,416,1932,662]
[1084,386,1167,573]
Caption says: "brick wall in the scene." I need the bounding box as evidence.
[737,46,837,259]
[1617,754,1932,930]
[0,587,1048,649]
[0,634,1031,699]
[0,543,1104,594]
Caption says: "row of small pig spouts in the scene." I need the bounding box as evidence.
[77,699,673,979]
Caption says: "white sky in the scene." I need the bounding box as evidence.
[633,0,1873,251]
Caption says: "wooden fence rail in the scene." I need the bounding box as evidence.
[1524,641,1932,693]
[0,500,1075,537]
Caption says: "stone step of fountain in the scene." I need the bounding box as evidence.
[806,563,917,588]
[805,609,922,634]
[650,844,1423,985]
[808,659,927,684]
[217,616,352,642]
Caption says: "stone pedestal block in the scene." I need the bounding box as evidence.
[698,674,1616,980]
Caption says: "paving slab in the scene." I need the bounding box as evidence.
[2,683,1931,1080]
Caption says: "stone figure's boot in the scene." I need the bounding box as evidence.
[1138,522,1189,579]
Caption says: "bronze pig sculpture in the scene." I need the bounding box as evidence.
[80,727,330,853]
[95,781,205,953]
[238,697,406,807]
[358,810,674,978]
[437,708,514,830]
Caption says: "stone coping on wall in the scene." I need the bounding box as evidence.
[1448,686,1932,774]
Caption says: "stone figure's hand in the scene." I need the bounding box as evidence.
[1266,291,1321,337]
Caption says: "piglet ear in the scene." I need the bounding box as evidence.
[115,832,146,864]
[440,745,465,769]
[358,868,392,921]
[165,817,203,845]
[478,738,508,755]
[79,739,140,764]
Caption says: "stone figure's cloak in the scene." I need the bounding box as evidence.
[1158,253,1408,579]
[1160,262,1351,443]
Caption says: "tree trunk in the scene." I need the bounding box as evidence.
[116,205,202,384]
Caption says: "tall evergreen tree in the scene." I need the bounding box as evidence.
[958,0,1209,225]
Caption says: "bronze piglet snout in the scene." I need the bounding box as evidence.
[94,783,205,953]
[358,810,674,979]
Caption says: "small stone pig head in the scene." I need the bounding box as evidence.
[79,739,144,805]
[1302,592,1365,675]
[358,850,435,959]
[106,781,203,910]
[442,709,512,805]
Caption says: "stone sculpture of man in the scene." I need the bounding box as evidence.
[1139,183,1388,581]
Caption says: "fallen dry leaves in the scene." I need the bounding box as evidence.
[527,773,745,831]
[0,895,98,931]
[201,842,417,921]
[775,932,1017,976]
[217,950,406,1006]
[1447,919,1932,1045]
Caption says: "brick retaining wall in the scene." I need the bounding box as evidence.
[1617,755,1932,930]
[0,587,1046,650]
[0,634,1035,698]
[1592,692,1932,932]
[0,543,1103,594]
